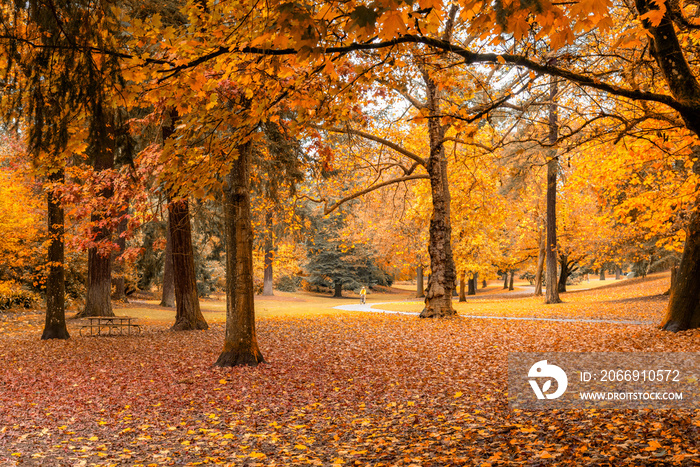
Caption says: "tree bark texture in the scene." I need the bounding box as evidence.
[600,268,606,281]
[545,74,562,304]
[333,282,343,298]
[534,234,545,296]
[558,255,568,293]
[662,211,700,331]
[419,71,456,318]
[216,141,265,366]
[509,271,515,291]
[78,101,116,318]
[42,168,70,340]
[467,276,476,296]
[615,265,622,280]
[459,271,466,302]
[160,217,175,307]
[169,199,208,331]
[635,0,700,330]
[262,212,274,296]
[504,273,508,289]
[416,266,425,298]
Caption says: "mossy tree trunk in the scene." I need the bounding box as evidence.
[419,71,456,318]
[216,141,265,366]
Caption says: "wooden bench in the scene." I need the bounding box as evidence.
[79,316,142,336]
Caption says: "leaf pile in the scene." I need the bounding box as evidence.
[1,282,699,465]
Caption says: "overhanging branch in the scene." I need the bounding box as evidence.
[323,174,429,214]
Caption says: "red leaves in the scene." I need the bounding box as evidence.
[1,279,699,464]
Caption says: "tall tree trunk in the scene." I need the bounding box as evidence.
[545,74,561,304]
[473,272,478,294]
[599,268,606,281]
[662,211,700,331]
[504,272,509,289]
[111,213,128,302]
[42,168,69,340]
[509,270,515,291]
[160,217,175,307]
[333,282,343,298]
[459,270,466,302]
[215,141,264,366]
[419,70,456,319]
[262,212,274,296]
[615,265,622,280]
[467,275,476,296]
[78,100,116,318]
[558,256,568,293]
[534,234,545,296]
[169,199,208,331]
[416,266,425,298]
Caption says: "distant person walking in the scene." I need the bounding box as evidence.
[360,286,367,304]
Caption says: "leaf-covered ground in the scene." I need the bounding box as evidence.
[2,275,700,466]
[381,274,670,324]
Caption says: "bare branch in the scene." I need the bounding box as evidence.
[314,125,427,167]
[323,174,429,214]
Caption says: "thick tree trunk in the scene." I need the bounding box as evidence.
[169,199,208,331]
[558,256,568,293]
[482,279,487,288]
[459,271,466,302]
[473,272,478,294]
[77,102,115,318]
[80,247,114,317]
[534,234,545,296]
[262,213,274,296]
[615,265,622,280]
[467,275,476,296]
[509,270,515,291]
[419,72,456,319]
[662,211,700,331]
[160,217,175,307]
[333,282,343,298]
[545,74,561,304]
[504,273,509,289]
[416,266,425,298]
[112,214,128,302]
[215,141,265,366]
[42,168,70,340]
[599,268,606,281]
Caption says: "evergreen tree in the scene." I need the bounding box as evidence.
[305,209,390,297]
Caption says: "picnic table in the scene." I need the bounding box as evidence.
[79,316,142,336]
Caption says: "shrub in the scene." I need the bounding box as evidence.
[275,274,302,292]
[0,281,38,311]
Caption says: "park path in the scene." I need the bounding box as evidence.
[333,302,652,325]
